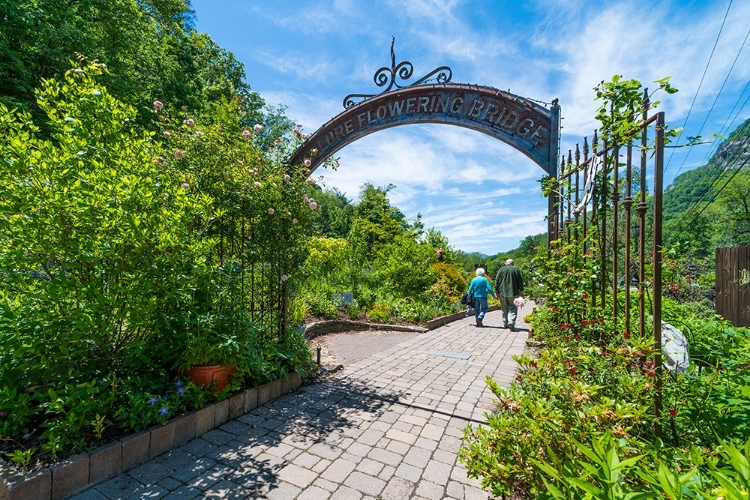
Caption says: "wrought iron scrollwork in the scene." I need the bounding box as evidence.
[343,37,453,108]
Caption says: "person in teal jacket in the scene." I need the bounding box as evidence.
[467,268,494,327]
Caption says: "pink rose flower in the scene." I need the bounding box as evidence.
[254,124,264,133]
[183,118,194,126]
[268,208,275,215]
[254,181,261,188]
[304,159,312,168]
[284,174,291,182]
[174,150,184,159]
[292,218,298,224]
[306,179,314,185]
[303,194,309,202]
[281,274,288,282]
[241,130,251,138]
[309,202,318,210]
[153,101,163,109]
[181,182,190,189]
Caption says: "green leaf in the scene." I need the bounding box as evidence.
[567,477,603,496]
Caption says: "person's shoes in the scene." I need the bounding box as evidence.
[502,324,508,329]
[476,319,483,327]
[508,324,515,332]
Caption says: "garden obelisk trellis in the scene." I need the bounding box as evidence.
[557,91,666,433]
[290,41,666,432]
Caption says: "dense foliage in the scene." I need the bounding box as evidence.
[459,76,750,499]
[0,61,313,467]
[296,183,473,324]
[0,0,263,132]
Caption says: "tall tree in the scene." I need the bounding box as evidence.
[0,0,262,131]
[352,183,408,257]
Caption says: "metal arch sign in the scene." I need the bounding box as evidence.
[289,82,560,177]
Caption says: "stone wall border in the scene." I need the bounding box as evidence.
[0,372,303,500]
[304,305,500,338]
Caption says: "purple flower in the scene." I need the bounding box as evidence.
[0,410,6,418]
[159,407,169,416]
[175,380,183,387]
[177,387,185,395]
[148,397,158,405]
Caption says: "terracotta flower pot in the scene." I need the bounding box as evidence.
[184,364,236,392]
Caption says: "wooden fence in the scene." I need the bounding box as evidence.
[716,246,750,327]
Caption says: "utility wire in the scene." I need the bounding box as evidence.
[677,150,750,232]
[673,126,750,229]
[672,96,750,228]
[673,128,750,233]
[664,0,733,174]
[676,28,750,179]
[669,87,750,232]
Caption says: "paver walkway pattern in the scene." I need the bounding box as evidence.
[71,306,532,500]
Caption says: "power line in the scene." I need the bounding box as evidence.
[673,125,750,229]
[664,0,733,174]
[674,27,750,179]
[673,128,750,233]
[668,90,750,233]
[677,151,750,232]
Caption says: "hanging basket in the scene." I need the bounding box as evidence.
[184,364,236,392]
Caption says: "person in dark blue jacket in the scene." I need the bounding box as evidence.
[467,268,494,327]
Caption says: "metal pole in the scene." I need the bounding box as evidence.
[653,111,665,438]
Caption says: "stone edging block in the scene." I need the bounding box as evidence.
[88,442,121,485]
[305,319,428,339]
[51,454,88,500]
[0,372,302,499]
[422,306,499,329]
[305,307,500,338]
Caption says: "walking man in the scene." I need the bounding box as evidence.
[494,259,524,331]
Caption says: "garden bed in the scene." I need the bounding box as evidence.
[0,373,303,500]
[303,305,500,339]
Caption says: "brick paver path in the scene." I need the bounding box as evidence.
[71,306,531,500]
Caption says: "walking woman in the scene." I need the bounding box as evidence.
[467,268,494,327]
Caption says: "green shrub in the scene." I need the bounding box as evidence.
[367,302,393,323]
[428,262,467,302]
[303,290,339,319]
[346,302,361,320]
[0,59,314,462]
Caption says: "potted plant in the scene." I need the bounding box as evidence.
[167,261,269,391]
[173,310,238,391]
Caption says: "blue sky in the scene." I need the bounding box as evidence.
[189,0,750,255]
